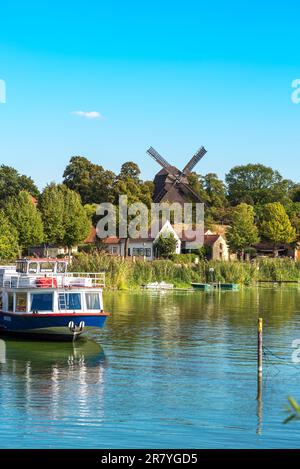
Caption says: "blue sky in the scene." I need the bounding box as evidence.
[0,0,300,189]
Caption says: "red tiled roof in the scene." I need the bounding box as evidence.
[102,236,122,245]
[84,226,97,244]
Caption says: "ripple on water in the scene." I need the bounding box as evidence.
[0,288,300,448]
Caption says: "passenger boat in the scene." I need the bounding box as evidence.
[0,258,110,341]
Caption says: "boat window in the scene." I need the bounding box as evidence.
[28,262,38,274]
[85,293,100,310]
[16,293,27,312]
[57,262,67,274]
[59,293,81,310]
[40,262,55,273]
[31,293,53,312]
[7,293,14,312]
[0,293,2,310]
[16,261,27,274]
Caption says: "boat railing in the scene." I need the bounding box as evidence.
[0,272,106,289]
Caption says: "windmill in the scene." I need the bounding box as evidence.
[147,146,207,204]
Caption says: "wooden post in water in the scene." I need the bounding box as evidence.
[258,318,263,374]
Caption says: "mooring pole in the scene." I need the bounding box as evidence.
[258,318,263,373]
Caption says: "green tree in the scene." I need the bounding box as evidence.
[0,165,39,203]
[39,183,66,245]
[260,202,296,256]
[286,202,300,239]
[0,210,20,259]
[289,183,300,203]
[187,173,209,203]
[203,173,227,208]
[226,164,291,206]
[63,156,116,204]
[154,233,178,259]
[227,203,259,259]
[119,162,141,181]
[84,203,98,224]
[61,186,91,249]
[187,172,230,225]
[5,191,44,252]
[39,184,91,249]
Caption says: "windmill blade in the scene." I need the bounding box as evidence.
[182,146,207,175]
[147,147,174,173]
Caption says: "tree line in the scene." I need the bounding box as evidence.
[0,157,299,259]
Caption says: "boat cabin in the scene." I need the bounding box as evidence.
[0,289,104,315]
[16,258,68,275]
[0,258,105,315]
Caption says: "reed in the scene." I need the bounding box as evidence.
[70,253,300,289]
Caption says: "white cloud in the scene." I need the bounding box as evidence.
[72,110,102,119]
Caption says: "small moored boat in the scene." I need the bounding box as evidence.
[0,258,110,341]
[191,283,212,291]
[142,282,174,290]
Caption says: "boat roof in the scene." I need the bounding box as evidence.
[18,257,68,262]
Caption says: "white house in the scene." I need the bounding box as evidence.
[101,221,181,260]
[88,221,231,261]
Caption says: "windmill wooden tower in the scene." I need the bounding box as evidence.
[147,146,207,204]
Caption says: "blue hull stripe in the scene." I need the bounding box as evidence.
[0,311,107,332]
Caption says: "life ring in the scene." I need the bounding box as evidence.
[36,277,57,288]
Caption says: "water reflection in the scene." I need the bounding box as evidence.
[1,288,300,448]
[256,372,263,436]
[0,338,107,423]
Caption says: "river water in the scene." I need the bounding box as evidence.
[1,287,300,449]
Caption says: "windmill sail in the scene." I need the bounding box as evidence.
[147,147,174,173]
[182,146,207,175]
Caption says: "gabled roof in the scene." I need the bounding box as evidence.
[30,195,38,206]
[204,234,222,246]
[84,226,97,244]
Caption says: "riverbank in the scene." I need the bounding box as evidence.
[71,253,300,289]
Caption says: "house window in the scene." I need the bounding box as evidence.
[16,293,27,312]
[85,293,100,310]
[112,246,118,254]
[31,293,53,312]
[7,293,14,312]
[59,293,81,310]
[132,248,149,256]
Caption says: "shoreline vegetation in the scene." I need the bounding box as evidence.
[71,253,300,289]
